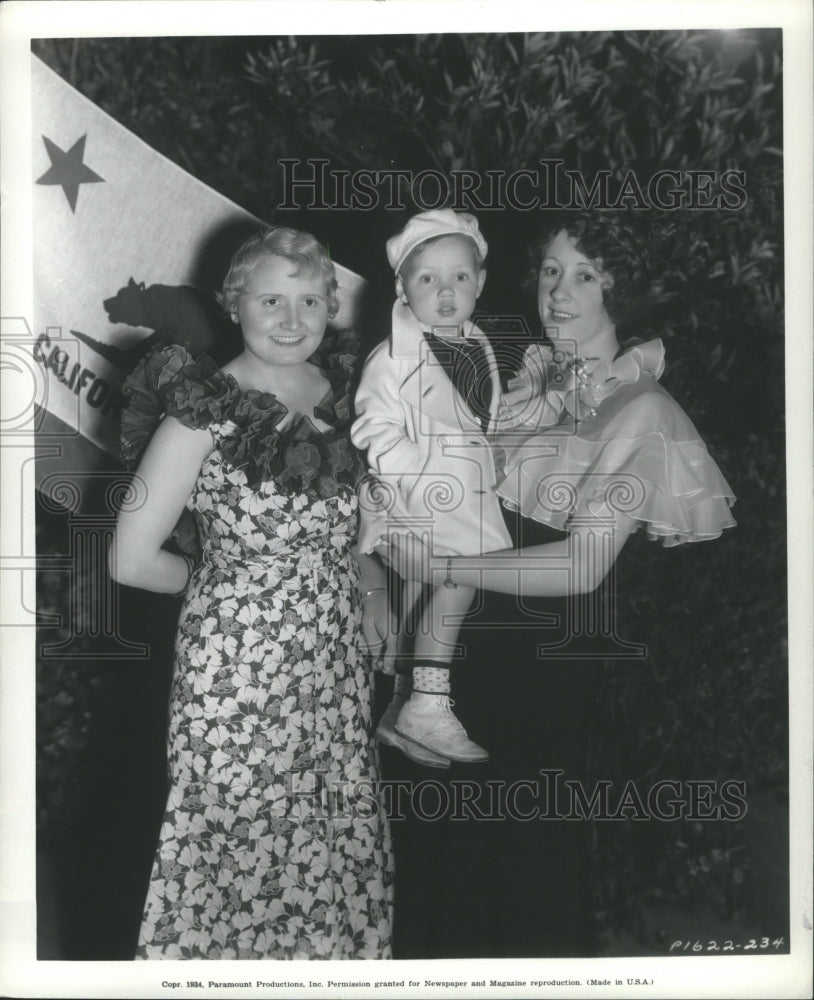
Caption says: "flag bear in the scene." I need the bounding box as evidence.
[103,278,238,365]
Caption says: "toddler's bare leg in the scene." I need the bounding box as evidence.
[396,584,488,763]
[374,577,451,768]
[413,584,476,666]
[399,578,424,654]
[394,576,424,698]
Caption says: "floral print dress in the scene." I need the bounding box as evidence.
[121,336,394,960]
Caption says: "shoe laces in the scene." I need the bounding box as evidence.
[436,696,467,734]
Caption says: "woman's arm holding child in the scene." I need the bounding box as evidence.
[389,514,635,598]
[356,548,398,668]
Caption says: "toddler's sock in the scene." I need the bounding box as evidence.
[412,662,451,695]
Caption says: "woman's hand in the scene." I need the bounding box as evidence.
[360,589,398,673]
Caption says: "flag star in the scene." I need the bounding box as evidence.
[36,134,104,212]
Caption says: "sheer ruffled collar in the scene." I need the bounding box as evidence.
[497,338,665,430]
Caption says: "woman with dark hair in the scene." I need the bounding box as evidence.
[524,209,653,326]
[384,210,735,957]
[495,211,734,545]
[111,226,394,960]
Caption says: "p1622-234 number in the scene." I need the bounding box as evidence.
[669,937,785,953]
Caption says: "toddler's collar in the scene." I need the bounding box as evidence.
[389,299,480,359]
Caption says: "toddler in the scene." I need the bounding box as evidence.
[352,210,511,765]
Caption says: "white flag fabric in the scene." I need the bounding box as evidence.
[31,54,372,458]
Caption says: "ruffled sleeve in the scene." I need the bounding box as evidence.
[120,344,237,470]
[310,327,359,428]
[497,378,736,547]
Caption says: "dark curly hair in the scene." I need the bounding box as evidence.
[525,210,652,328]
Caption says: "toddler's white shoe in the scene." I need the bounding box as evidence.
[395,693,488,763]
[376,696,451,769]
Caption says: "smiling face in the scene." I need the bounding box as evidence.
[537,230,618,359]
[233,254,330,368]
[396,234,486,333]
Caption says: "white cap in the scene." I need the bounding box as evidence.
[386,209,488,275]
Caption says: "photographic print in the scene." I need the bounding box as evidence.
[1,2,811,998]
